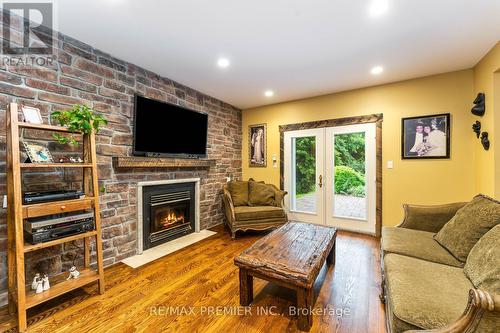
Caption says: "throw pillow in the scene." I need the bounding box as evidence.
[464,224,500,333]
[228,181,249,206]
[434,194,500,262]
[248,181,275,206]
[464,224,500,293]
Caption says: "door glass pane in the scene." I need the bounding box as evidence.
[333,132,366,219]
[292,136,316,213]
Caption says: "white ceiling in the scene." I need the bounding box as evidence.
[57,0,500,109]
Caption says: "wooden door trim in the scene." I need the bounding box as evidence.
[279,113,383,237]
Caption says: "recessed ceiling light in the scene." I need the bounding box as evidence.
[264,90,274,97]
[369,0,388,17]
[217,58,230,68]
[370,66,384,75]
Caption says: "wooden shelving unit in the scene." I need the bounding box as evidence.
[20,163,94,169]
[6,103,105,332]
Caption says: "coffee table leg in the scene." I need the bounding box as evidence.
[297,287,313,331]
[326,242,336,266]
[239,268,253,306]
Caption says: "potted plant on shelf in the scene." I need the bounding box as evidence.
[50,104,108,145]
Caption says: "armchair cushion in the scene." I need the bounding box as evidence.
[434,194,500,262]
[382,227,463,267]
[274,188,286,207]
[248,181,275,206]
[228,181,249,206]
[234,205,285,221]
[384,254,472,330]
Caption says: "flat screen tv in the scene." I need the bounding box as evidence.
[133,95,208,158]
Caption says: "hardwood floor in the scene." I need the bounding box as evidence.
[0,225,385,333]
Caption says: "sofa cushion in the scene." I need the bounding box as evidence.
[386,295,421,333]
[234,206,285,221]
[382,227,463,267]
[463,224,500,333]
[384,254,472,330]
[401,202,467,233]
[434,194,500,262]
[248,181,275,206]
[228,181,249,206]
[464,224,500,292]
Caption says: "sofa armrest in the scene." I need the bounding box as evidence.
[222,188,236,222]
[397,202,467,233]
[404,289,500,333]
[267,184,288,208]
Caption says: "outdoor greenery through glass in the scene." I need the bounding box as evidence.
[334,132,366,197]
[294,137,316,196]
[293,133,366,198]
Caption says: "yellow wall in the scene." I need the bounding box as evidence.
[495,73,500,198]
[242,70,476,226]
[472,42,500,197]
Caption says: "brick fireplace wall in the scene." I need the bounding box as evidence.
[0,22,242,304]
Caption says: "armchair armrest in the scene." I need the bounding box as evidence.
[222,188,236,222]
[404,289,500,333]
[397,202,467,233]
[267,184,288,208]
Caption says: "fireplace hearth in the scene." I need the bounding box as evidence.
[141,182,196,250]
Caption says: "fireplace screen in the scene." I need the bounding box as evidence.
[152,203,189,233]
[146,189,194,246]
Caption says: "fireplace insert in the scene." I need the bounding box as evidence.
[142,182,195,250]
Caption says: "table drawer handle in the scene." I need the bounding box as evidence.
[60,205,66,210]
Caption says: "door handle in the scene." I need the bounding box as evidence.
[318,175,323,188]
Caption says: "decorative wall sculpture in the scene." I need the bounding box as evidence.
[471,93,485,116]
[480,132,490,150]
[472,121,481,138]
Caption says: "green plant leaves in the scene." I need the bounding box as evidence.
[50,104,108,145]
[334,166,365,197]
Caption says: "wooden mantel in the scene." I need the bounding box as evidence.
[112,156,216,169]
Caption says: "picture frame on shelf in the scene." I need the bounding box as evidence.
[22,141,54,163]
[401,113,451,159]
[249,123,267,167]
[21,106,43,124]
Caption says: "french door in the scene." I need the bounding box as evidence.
[284,123,376,234]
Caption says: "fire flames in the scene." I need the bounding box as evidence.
[160,211,185,228]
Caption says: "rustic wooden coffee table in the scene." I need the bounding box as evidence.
[234,222,337,331]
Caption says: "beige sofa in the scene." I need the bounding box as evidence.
[222,179,288,239]
[381,195,500,333]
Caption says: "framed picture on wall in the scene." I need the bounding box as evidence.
[249,123,267,167]
[401,113,451,159]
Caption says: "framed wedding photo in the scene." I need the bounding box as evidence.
[401,113,450,159]
[249,123,267,167]
[22,142,54,163]
[21,106,43,124]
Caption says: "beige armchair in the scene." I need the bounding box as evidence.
[222,180,288,239]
